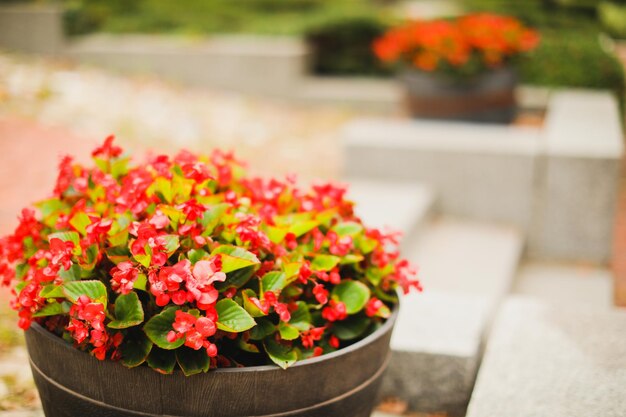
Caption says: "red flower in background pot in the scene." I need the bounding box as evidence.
[373,13,539,76]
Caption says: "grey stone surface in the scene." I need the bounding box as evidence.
[343,118,541,228]
[346,180,435,245]
[297,77,402,113]
[67,34,309,96]
[0,5,64,55]
[529,91,623,263]
[381,218,524,416]
[342,89,624,263]
[513,262,613,310]
[466,297,626,417]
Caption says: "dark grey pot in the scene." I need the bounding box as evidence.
[25,307,397,417]
[400,67,518,124]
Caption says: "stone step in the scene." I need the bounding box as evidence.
[381,218,524,417]
[346,179,436,247]
[342,90,623,264]
[512,262,614,310]
[466,296,626,417]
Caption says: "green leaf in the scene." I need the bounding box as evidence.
[79,244,100,272]
[216,299,256,333]
[274,212,312,227]
[108,292,144,329]
[266,226,287,244]
[176,346,210,376]
[105,246,131,264]
[212,245,260,273]
[332,281,371,314]
[58,264,81,282]
[111,157,129,179]
[316,208,338,226]
[133,273,147,291]
[283,262,302,284]
[239,338,260,353]
[278,322,299,341]
[341,254,364,265]
[147,347,176,374]
[121,330,153,368]
[69,212,91,236]
[248,318,276,340]
[365,268,382,286]
[107,229,129,247]
[188,249,208,264]
[264,339,297,369]
[332,315,371,340]
[32,301,70,317]
[36,198,64,218]
[289,301,312,332]
[289,220,319,238]
[143,307,185,350]
[159,205,183,227]
[242,289,268,318]
[63,280,108,307]
[357,236,378,254]
[133,251,151,268]
[150,177,173,203]
[216,265,256,291]
[162,235,180,254]
[332,221,363,237]
[15,263,29,280]
[39,284,66,299]
[260,271,286,293]
[311,254,341,272]
[200,203,229,235]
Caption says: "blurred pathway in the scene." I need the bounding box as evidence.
[0,117,98,234]
[611,43,626,307]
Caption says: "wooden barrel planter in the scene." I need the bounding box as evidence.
[401,67,518,124]
[25,307,397,417]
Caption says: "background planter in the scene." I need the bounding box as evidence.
[25,307,397,417]
[401,68,518,124]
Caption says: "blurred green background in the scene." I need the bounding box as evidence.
[0,0,625,98]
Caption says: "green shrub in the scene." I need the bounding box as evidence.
[462,0,600,30]
[305,15,393,76]
[519,31,625,99]
[599,2,626,38]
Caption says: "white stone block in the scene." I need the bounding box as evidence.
[467,297,626,417]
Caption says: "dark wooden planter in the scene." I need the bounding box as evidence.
[25,307,397,417]
[401,67,518,124]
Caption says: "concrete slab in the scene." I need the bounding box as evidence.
[342,89,624,264]
[529,91,623,264]
[343,118,541,229]
[67,34,309,96]
[381,218,524,416]
[346,180,435,244]
[466,297,626,417]
[513,262,613,310]
[297,77,401,113]
[0,5,64,55]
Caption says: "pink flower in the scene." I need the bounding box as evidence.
[110,261,139,295]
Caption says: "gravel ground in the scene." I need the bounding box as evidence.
[0,52,352,181]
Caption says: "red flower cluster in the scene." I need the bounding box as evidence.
[167,310,218,357]
[0,136,421,374]
[67,295,122,360]
[373,13,540,73]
